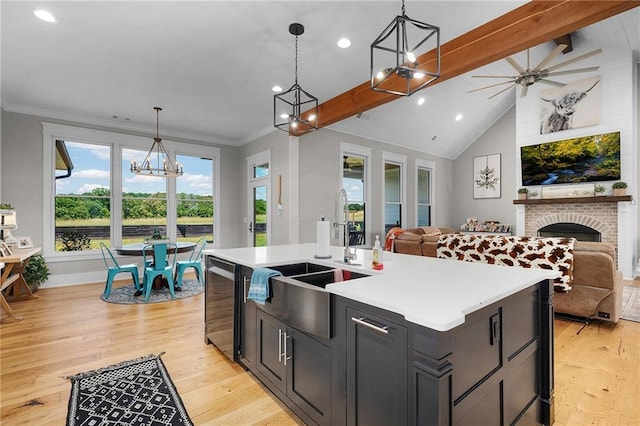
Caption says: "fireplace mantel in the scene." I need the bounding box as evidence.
[513,195,632,205]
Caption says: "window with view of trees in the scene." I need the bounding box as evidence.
[342,154,366,246]
[55,141,111,251]
[44,123,219,257]
[176,154,213,244]
[122,148,168,244]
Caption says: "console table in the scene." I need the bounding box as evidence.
[1,247,41,322]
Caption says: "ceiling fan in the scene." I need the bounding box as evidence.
[469,44,603,99]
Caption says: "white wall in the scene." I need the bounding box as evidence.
[515,45,638,279]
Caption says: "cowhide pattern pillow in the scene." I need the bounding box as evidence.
[436,235,575,291]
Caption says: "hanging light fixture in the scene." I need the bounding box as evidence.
[274,23,318,135]
[371,0,441,96]
[130,107,183,177]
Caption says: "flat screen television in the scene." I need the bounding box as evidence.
[520,131,620,186]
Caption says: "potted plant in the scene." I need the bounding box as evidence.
[612,182,627,196]
[0,202,14,214]
[23,254,50,293]
[517,188,528,200]
[594,184,606,196]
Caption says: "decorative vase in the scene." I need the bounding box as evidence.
[518,193,527,200]
[613,188,626,196]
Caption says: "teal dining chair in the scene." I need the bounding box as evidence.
[175,238,207,287]
[142,242,177,302]
[100,242,140,298]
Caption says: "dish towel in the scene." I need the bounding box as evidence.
[247,268,282,305]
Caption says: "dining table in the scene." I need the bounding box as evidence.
[114,242,196,295]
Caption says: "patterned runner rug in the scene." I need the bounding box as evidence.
[621,286,640,323]
[66,353,193,425]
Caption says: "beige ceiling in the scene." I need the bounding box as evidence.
[2,1,639,159]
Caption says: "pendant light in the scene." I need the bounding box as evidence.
[130,107,183,177]
[371,0,441,96]
[274,23,318,135]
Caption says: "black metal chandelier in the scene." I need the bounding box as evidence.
[371,0,441,96]
[274,23,318,135]
[130,107,183,178]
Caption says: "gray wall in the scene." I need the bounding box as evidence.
[240,127,455,247]
[451,106,517,230]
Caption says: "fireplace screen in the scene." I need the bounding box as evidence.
[538,222,601,242]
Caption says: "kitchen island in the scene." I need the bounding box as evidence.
[204,244,558,425]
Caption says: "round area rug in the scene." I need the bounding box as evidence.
[100,279,203,304]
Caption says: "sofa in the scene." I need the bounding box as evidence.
[390,227,623,323]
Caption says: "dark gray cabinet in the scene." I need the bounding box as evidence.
[256,309,332,426]
[237,265,256,369]
[345,306,408,426]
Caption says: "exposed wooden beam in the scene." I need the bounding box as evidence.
[313,0,640,130]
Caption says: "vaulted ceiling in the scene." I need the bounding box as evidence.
[2,1,639,159]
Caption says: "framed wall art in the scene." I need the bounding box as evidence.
[473,154,501,199]
[540,76,601,134]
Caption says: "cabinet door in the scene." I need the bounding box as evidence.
[256,309,286,389]
[238,266,257,370]
[286,329,332,426]
[346,307,408,425]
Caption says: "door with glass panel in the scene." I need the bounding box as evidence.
[175,154,213,244]
[248,162,269,247]
[384,162,402,234]
[342,155,366,246]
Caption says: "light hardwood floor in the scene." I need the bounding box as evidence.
[1,279,639,425]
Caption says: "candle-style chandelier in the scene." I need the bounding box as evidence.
[130,107,183,177]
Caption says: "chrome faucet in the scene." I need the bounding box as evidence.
[334,189,356,264]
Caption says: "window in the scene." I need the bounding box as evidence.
[43,123,220,259]
[121,148,167,244]
[341,143,371,246]
[384,162,402,233]
[416,159,435,227]
[176,155,214,244]
[383,152,407,235]
[54,140,110,251]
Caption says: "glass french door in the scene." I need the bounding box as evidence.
[247,158,269,247]
[250,182,268,247]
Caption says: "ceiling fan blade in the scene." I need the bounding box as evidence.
[505,56,525,74]
[471,75,518,79]
[538,79,566,87]
[520,85,529,98]
[546,48,603,72]
[546,66,600,77]
[533,44,567,71]
[488,83,516,99]
[468,80,517,93]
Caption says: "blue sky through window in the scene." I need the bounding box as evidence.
[55,141,212,196]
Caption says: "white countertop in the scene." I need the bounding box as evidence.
[204,244,559,331]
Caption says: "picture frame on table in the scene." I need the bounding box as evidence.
[0,241,13,257]
[16,236,33,249]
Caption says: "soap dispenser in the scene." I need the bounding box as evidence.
[372,235,384,270]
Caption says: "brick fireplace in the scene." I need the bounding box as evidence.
[515,195,634,278]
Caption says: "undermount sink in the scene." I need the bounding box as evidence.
[261,264,370,339]
[287,269,370,288]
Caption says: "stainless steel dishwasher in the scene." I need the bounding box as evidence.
[205,256,237,361]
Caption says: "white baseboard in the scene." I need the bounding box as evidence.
[40,271,111,288]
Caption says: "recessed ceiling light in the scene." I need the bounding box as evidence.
[455,114,463,121]
[34,9,56,23]
[337,38,351,49]
[417,97,425,106]
[272,85,282,92]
